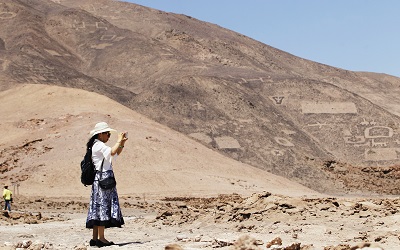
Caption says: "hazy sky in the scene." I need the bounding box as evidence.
[124,1,399,77]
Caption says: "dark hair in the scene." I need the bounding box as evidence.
[86,134,98,150]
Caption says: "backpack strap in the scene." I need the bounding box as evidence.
[99,158,105,181]
[91,139,105,181]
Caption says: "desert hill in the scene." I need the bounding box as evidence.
[0,84,320,198]
[1,0,400,194]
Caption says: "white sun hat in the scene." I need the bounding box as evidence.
[90,122,117,137]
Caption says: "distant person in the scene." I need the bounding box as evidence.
[85,122,128,247]
[3,185,12,212]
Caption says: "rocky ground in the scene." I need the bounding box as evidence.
[0,192,397,249]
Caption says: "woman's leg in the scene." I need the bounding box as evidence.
[97,226,110,243]
[92,225,98,240]
[97,226,114,244]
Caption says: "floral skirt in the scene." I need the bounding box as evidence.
[86,170,124,228]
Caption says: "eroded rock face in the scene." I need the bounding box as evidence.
[1,0,400,194]
[0,38,5,50]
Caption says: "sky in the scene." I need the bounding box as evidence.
[124,1,400,77]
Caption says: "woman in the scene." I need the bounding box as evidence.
[86,122,128,247]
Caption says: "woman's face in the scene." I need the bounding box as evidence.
[98,131,111,143]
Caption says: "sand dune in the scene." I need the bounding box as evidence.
[0,84,319,199]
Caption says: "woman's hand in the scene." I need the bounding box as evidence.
[111,132,128,155]
[118,132,128,144]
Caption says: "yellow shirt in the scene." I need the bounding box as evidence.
[3,189,12,200]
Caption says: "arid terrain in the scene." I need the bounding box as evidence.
[1,84,398,250]
[2,190,400,250]
[1,0,400,249]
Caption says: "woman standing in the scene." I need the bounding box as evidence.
[86,122,127,247]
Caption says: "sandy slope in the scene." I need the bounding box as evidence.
[0,84,320,199]
[1,84,396,250]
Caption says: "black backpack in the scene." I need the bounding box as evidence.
[80,147,96,186]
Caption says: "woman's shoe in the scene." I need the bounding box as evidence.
[89,239,97,246]
[96,240,113,247]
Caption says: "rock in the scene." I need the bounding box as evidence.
[73,244,87,250]
[359,201,382,210]
[284,243,301,250]
[165,243,183,250]
[266,237,282,247]
[324,245,350,250]
[350,242,384,250]
[213,238,233,248]
[22,240,32,248]
[233,235,261,250]
[359,210,372,218]
[175,234,188,241]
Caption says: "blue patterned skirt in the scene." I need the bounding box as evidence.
[86,170,124,228]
